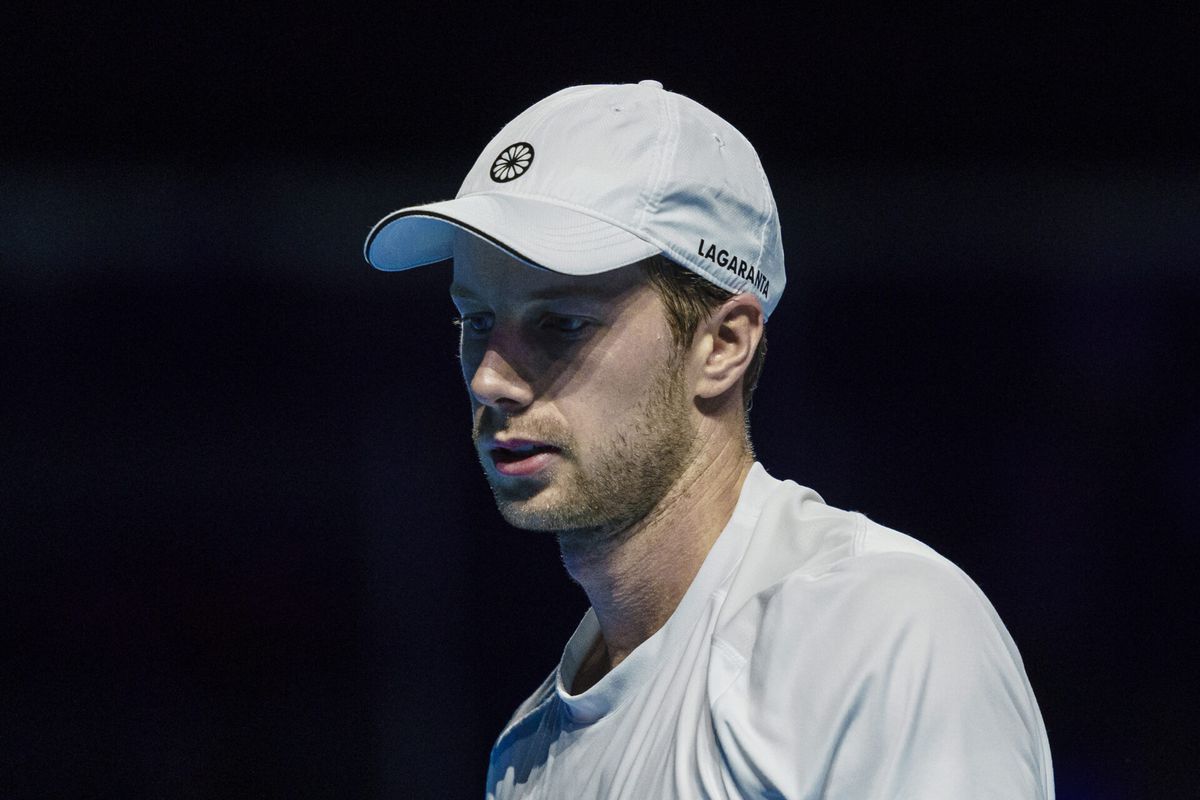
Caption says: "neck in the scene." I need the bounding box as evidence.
[559,436,754,691]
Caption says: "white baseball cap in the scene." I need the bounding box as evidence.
[364,80,786,319]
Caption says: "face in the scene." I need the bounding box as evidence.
[450,233,698,540]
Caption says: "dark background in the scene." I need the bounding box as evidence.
[3,4,1197,798]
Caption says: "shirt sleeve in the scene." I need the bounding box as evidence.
[710,551,1054,799]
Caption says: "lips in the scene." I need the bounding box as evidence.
[488,438,561,477]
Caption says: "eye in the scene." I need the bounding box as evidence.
[454,314,494,334]
[541,315,589,334]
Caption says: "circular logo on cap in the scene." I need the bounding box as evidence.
[490,142,535,183]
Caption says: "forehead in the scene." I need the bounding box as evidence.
[450,230,647,304]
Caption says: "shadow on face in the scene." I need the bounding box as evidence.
[449,230,674,410]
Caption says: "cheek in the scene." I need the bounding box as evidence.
[563,344,675,425]
[597,329,674,395]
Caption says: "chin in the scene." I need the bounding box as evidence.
[487,481,565,531]
[492,485,615,534]
[495,498,571,532]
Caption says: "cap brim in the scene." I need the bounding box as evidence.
[363,193,661,275]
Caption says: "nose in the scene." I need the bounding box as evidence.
[467,341,535,411]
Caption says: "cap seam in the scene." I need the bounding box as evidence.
[635,87,677,231]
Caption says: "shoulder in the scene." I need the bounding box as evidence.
[720,468,976,634]
[707,474,1054,797]
[713,469,1031,704]
[719,542,1013,686]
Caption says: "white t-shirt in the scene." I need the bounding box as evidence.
[486,464,1054,799]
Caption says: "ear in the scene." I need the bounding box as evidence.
[693,293,764,401]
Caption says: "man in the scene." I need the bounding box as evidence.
[364,81,1054,798]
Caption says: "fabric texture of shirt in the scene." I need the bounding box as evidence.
[486,463,1054,799]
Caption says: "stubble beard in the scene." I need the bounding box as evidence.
[473,356,697,548]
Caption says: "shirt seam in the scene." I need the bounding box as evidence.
[709,636,750,708]
[852,511,867,558]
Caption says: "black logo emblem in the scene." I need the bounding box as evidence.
[490,142,535,183]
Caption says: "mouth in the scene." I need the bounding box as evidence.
[488,439,562,477]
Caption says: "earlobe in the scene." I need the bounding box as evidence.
[695,295,763,401]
